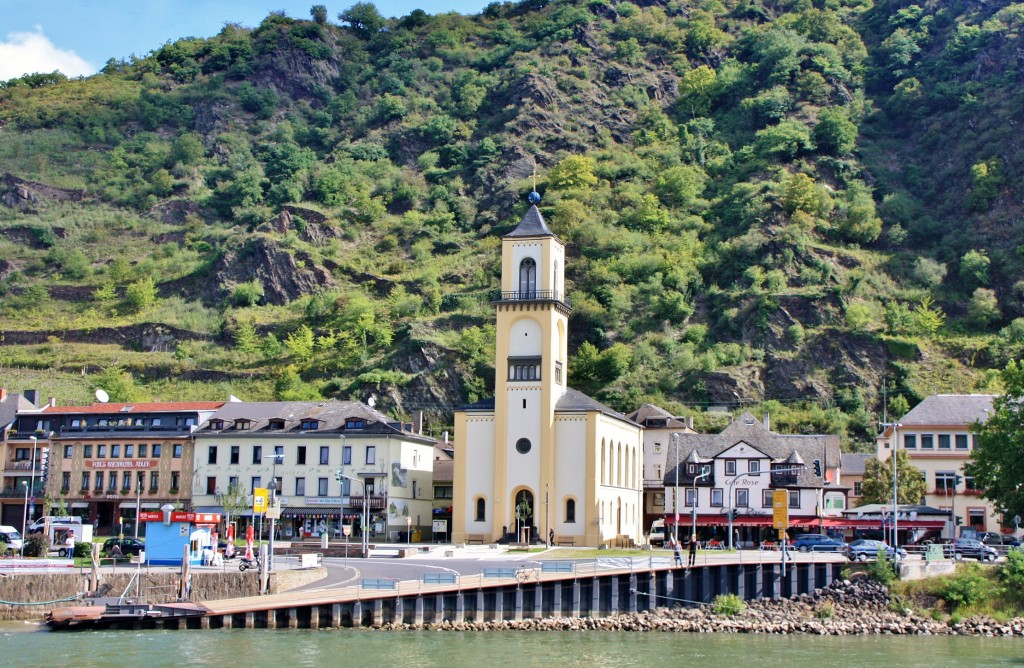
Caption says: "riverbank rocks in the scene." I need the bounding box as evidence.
[370,579,1024,637]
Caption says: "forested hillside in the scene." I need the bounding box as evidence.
[1,0,1022,448]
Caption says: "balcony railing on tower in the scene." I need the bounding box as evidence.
[494,290,572,308]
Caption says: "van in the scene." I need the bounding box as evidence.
[648,519,666,547]
[0,525,24,554]
[28,515,82,534]
[47,523,93,557]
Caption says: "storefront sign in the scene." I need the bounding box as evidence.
[305,497,345,505]
[85,460,157,469]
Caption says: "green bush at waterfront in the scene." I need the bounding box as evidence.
[894,553,1024,621]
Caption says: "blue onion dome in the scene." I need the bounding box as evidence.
[527,191,541,204]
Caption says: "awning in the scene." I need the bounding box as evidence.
[282,507,343,519]
[822,518,946,530]
[193,506,224,513]
[70,502,89,508]
[663,515,946,530]
[118,502,160,509]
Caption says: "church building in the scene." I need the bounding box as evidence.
[452,194,643,547]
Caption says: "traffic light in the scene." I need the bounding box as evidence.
[955,474,963,487]
[956,516,963,526]
[813,459,822,477]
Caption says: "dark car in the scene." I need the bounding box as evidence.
[979,532,1020,547]
[792,533,847,552]
[103,537,145,557]
[946,538,998,562]
[844,539,907,562]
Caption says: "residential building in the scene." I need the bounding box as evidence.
[841,453,871,508]
[876,394,1001,536]
[623,403,696,532]
[9,400,224,535]
[453,196,644,547]
[664,412,845,545]
[0,388,41,527]
[431,438,454,542]
[192,401,436,542]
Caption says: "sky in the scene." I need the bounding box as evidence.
[1,0,492,80]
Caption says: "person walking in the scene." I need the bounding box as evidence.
[64,532,75,559]
[687,534,698,567]
[671,535,683,567]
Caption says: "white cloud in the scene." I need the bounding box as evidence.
[0,30,95,80]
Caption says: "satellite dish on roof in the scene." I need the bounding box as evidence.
[95,389,109,403]
[367,396,376,408]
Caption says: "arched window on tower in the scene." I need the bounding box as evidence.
[519,257,537,298]
[565,498,576,523]
[475,497,486,521]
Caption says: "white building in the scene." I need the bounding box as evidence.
[624,403,696,531]
[876,394,1003,536]
[664,412,845,545]
[192,401,436,541]
[452,197,643,547]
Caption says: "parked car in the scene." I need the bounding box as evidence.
[844,539,907,562]
[102,537,145,557]
[978,532,1020,547]
[946,538,999,562]
[792,533,847,552]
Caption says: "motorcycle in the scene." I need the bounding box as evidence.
[238,555,262,572]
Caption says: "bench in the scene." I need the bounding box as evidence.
[466,534,486,544]
[541,561,574,574]
[422,572,458,585]
[360,578,397,590]
[483,567,517,579]
[555,536,575,546]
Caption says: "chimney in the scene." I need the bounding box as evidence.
[23,389,39,407]
[0,388,6,401]
[763,413,770,430]
[48,397,57,407]
[685,417,693,430]
[443,430,449,444]
[413,411,423,435]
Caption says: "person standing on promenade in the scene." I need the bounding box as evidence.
[688,534,698,567]
[671,536,683,567]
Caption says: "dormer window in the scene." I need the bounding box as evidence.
[301,419,319,430]
[234,420,251,430]
[345,418,364,430]
[267,420,285,430]
[209,420,224,430]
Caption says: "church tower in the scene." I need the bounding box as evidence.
[453,192,642,547]
[490,193,570,540]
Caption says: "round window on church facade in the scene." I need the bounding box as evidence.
[515,438,531,454]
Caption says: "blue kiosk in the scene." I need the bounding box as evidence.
[139,509,221,566]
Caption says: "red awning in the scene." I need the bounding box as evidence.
[663,516,946,530]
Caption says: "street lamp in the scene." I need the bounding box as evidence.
[337,471,368,558]
[21,481,28,557]
[263,452,283,571]
[673,442,681,541]
[406,515,412,549]
[691,466,711,542]
[28,435,37,526]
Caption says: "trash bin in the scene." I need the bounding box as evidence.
[412,530,421,543]
[397,531,408,543]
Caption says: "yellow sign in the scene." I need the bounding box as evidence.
[772,489,789,530]
[253,488,268,513]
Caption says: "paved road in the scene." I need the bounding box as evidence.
[284,545,847,592]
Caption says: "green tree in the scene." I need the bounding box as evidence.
[285,324,316,364]
[547,156,598,191]
[311,4,328,24]
[338,2,385,39]
[123,276,158,314]
[967,360,1024,520]
[967,287,1000,328]
[960,249,990,290]
[912,295,945,334]
[813,108,858,156]
[860,449,926,505]
[234,320,260,355]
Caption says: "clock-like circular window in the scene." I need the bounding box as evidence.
[515,438,532,454]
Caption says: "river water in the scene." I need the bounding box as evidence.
[3,624,1022,667]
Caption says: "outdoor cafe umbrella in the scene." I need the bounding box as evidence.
[245,524,254,560]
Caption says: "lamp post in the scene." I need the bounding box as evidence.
[690,466,711,542]
[28,435,37,526]
[406,515,412,549]
[673,442,681,541]
[21,481,28,557]
[263,452,283,571]
[337,471,368,558]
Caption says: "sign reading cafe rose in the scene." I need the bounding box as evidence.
[85,460,158,469]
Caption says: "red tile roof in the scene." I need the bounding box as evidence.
[43,402,225,414]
